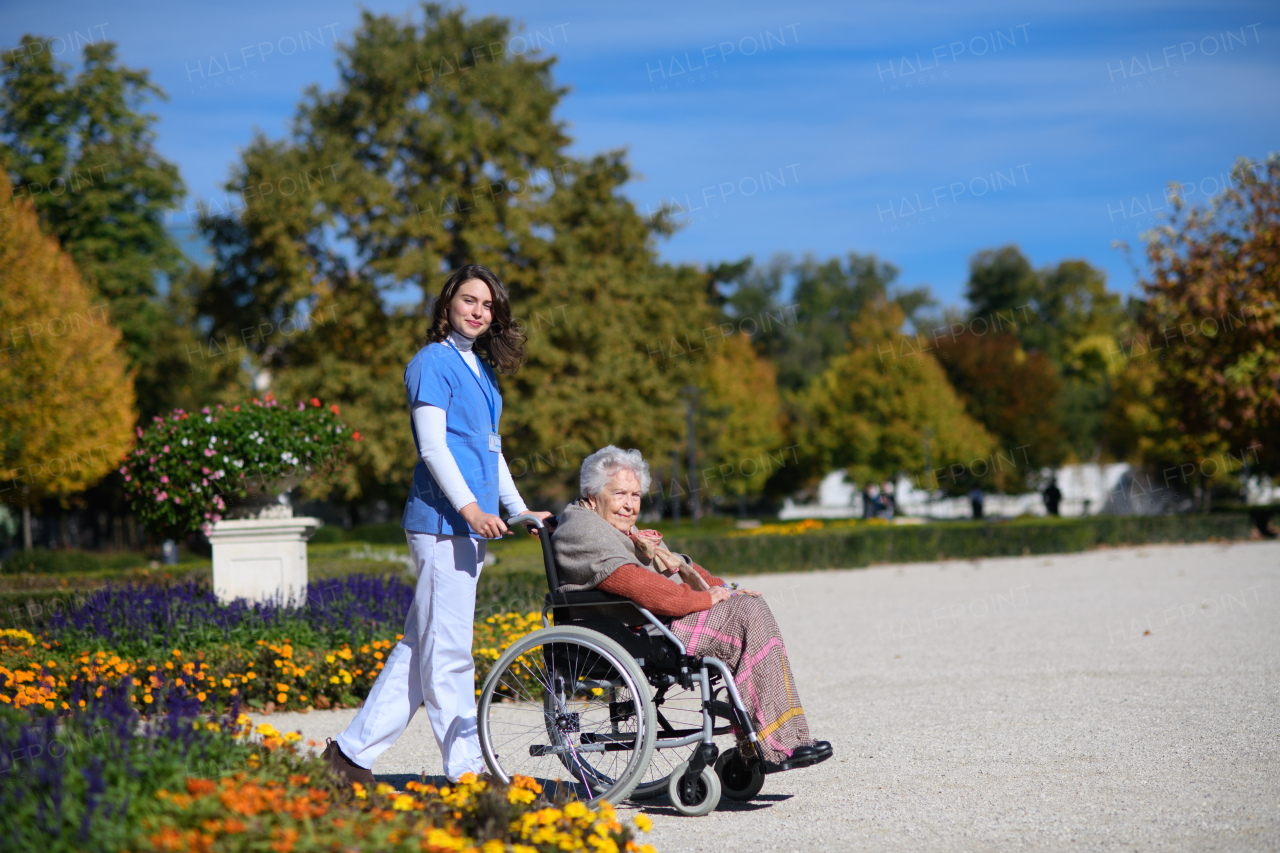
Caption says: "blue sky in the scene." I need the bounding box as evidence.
[3,0,1278,307]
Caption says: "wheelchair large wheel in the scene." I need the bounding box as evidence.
[478,626,656,806]
[629,678,709,800]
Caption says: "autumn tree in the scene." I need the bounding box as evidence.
[933,331,1067,485]
[1114,154,1280,479]
[0,35,186,418]
[794,299,994,491]
[695,335,786,507]
[0,171,136,547]
[959,246,1125,461]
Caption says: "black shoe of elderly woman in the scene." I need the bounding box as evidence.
[760,740,833,774]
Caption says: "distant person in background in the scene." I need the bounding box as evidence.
[969,485,984,519]
[1043,478,1062,517]
[863,483,882,519]
[880,481,896,519]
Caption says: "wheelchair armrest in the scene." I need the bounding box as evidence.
[544,590,639,610]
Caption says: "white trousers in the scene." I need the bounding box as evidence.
[336,531,486,781]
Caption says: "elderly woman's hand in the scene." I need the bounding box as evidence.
[709,586,733,605]
[628,527,663,548]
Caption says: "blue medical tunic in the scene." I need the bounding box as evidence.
[401,343,502,538]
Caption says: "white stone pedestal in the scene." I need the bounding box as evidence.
[208,517,323,606]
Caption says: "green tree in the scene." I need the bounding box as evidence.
[717,252,933,392]
[200,5,709,506]
[1033,260,1125,460]
[964,245,1040,322]
[794,299,994,490]
[0,36,185,417]
[0,171,136,547]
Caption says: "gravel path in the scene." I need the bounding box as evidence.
[254,539,1280,852]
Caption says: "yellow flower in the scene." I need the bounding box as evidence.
[633,814,653,833]
[392,793,417,811]
[424,828,466,851]
[508,787,537,805]
[375,782,397,796]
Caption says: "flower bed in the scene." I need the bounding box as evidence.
[0,680,657,853]
[1,607,543,716]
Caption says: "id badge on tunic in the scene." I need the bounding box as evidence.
[488,432,502,452]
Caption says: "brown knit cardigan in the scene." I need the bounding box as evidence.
[597,561,725,618]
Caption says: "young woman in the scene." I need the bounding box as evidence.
[325,264,551,784]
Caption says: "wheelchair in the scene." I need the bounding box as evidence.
[476,513,770,816]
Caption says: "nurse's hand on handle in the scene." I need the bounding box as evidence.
[459,503,509,539]
[515,511,554,536]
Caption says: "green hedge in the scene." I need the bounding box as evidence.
[667,514,1254,575]
[310,521,406,544]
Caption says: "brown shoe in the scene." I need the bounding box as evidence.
[322,738,376,788]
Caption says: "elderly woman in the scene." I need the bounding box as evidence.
[551,446,832,772]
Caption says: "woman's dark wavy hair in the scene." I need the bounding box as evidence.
[426,264,527,375]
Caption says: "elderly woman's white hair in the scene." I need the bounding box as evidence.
[579,445,651,498]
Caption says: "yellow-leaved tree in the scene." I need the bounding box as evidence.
[0,169,136,547]
[699,334,786,505]
[795,298,995,490]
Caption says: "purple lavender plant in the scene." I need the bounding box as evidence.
[44,574,414,655]
[0,678,255,851]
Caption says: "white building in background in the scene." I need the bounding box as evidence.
[778,465,1279,521]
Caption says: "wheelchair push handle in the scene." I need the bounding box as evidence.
[505,512,547,532]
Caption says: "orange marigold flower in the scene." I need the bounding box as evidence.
[187,778,217,796]
[269,826,300,853]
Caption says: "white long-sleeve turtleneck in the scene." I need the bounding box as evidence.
[411,330,528,516]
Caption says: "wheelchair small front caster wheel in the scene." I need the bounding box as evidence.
[715,747,764,800]
[667,761,721,816]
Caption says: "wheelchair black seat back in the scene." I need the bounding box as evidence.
[534,515,679,671]
[473,513,769,814]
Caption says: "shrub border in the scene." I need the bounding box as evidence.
[667,514,1255,574]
